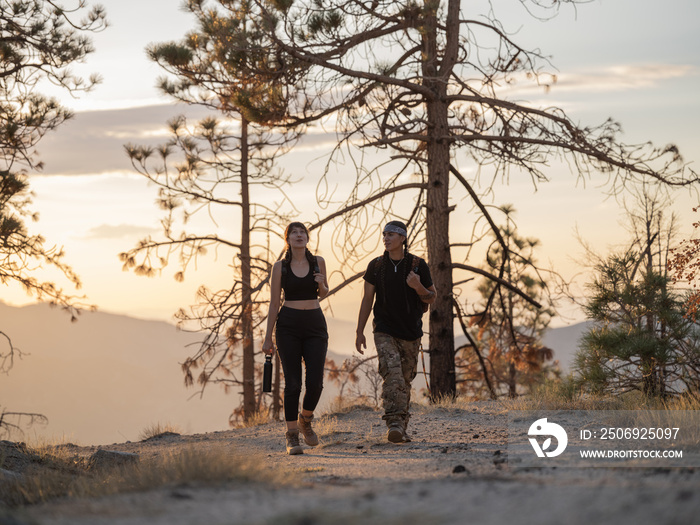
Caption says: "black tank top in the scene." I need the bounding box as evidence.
[282,260,318,300]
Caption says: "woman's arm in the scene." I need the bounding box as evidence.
[315,256,330,300]
[262,261,283,355]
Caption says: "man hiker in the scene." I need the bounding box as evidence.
[355,220,436,443]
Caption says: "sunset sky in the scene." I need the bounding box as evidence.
[6,0,699,326]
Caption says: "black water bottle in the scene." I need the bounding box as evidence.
[262,355,273,393]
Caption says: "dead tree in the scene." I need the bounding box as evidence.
[241,0,698,398]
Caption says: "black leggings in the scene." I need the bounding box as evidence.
[275,306,328,422]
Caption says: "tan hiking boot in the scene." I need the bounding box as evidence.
[297,414,319,446]
[285,429,304,455]
[387,423,405,443]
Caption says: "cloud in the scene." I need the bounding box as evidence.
[37,103,216,176]
[500,63,696,98]
[35,62,695,177]
[84,223,159,240]
[555,64,695,92]
[37,102,341,177]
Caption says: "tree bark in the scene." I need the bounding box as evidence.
[424,0,456,399]
[240,117,257,419]
[508,362,517,398]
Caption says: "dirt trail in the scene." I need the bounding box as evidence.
[15,402,700,525]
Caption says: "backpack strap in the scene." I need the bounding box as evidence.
[312,255,319,293]
[412,255,421,273]
[280,259,288,290]
[373,255,383,281]
[412,255,429,314]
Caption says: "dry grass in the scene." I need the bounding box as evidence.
[138,422,181,441]
[103,446,290,493]
[412,393,478,413]
[632,394,700,446]
[2,441,81,506]
[495,385,700,449]
[314,415,339,441]
[661,393,700,411]
[498,380,638,412]
[324,395,379,416]
[487,380,700,452]
[0,440,92,507]
[360,425,390,446]
[0,441,289,508]
[235,406,277,428]
[408,380,700,415]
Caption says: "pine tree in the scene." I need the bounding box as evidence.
[456,206,556,398]
[577,190,700,396]
[1,0,106,433]
[121,0,302,421]
[576,253,700,396]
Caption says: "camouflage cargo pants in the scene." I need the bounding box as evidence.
[374,332,420,429]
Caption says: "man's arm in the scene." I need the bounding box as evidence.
[355,280,375,355]
[418,284,437,304]
[406,272,436,304]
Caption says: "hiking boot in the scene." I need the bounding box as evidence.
[387,424,406,444]
[297,413,319,446]
[403,419,412,442]
[285,429,304,455]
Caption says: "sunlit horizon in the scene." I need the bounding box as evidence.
[4,0,699,329]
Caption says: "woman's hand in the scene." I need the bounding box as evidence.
[314,271,328,292]
[314,258,330,299]
[262,336,275,356]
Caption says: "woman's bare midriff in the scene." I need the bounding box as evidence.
[283,299,321,310]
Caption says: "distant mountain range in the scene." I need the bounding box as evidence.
[0,302,589,445]
[453,320,590,374]
[542,321,592,373]
[0,302,359,445]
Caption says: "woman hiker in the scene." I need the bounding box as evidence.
[355,220,436,443]
[263,222,329,455]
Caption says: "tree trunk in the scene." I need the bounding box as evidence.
[240,117,256,419]
[641,356,657,397]
[508,361,517,398]
[423,1,456,400]
[642,229,658,397]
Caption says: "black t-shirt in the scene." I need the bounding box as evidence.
[363,254,433,341]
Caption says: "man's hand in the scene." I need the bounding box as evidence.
[406,271,422,290]
[355,332,366,355]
